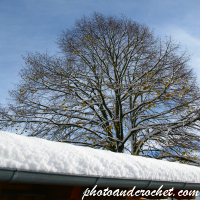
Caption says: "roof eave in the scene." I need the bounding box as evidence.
[0,168,199,190]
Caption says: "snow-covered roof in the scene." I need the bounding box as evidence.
[0,131,200,183]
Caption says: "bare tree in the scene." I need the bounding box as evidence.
[1,13,200,165]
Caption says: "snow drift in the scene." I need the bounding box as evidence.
[0,131,200,183]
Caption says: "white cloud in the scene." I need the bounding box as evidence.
[156,26,200,84]
[171,29,200,83]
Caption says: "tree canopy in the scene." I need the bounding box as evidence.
[1,13,200,165]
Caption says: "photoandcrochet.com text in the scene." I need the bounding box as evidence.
[82,185,199,200]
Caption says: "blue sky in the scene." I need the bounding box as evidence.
[0,0,200,106]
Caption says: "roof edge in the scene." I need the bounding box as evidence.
[0,168,199,190]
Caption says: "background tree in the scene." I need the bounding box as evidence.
[1,13,200,165]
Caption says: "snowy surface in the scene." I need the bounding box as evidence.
[0,131,200,183]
